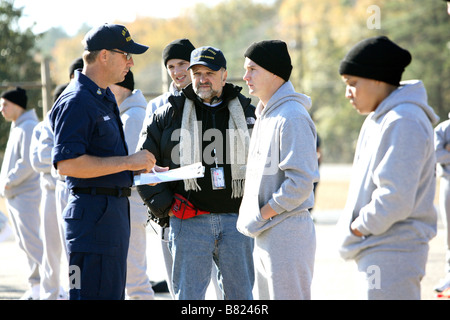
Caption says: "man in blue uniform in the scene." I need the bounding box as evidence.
[50,24,156,300]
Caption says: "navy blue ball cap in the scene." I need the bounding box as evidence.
[188,46,226,71]
[83,23,149,54]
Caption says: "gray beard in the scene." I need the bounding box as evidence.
[195,88,220,103]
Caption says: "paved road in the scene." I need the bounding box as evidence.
[0,209,447,300]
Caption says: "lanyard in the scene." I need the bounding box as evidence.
[211,112,219,169]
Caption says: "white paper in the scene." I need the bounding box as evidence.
[133,162,205,186]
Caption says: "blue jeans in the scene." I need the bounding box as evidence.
[169,213,254,300]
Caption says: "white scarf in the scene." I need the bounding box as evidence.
[179,98,250,198]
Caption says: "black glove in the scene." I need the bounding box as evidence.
[137,184,173,227]
[146,208,170,228]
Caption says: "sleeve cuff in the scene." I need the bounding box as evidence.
[52,143,85,166]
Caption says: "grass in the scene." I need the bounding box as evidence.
[314,178,440,211]
[314,180,350,211]
[0,175,439,218]
[0,198,6,216]
[0,180,351,216]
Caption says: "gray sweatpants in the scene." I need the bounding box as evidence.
[439,176,450,274]
[125,189,154,300]
[253,211,316,300]
[55,179,69,262]
[355,244,429,300]
[39,178,64,300]
[6,187,43,288]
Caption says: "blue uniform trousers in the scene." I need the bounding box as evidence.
[64,193,130,300]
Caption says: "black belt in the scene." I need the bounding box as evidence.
[72,187,131,197]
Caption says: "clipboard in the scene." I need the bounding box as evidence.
[133,162,205,186]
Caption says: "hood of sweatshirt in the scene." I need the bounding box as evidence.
[118,89,147,114]
[256,81,312,118]
[373,80,439,125]
[12,109,38,128]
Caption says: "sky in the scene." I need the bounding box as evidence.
[14,0,274,36]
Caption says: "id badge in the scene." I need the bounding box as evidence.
[211,167,226,190]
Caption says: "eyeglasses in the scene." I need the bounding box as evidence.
[109,49,132,61]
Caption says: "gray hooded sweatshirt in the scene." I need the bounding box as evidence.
[434,113,450,178]
[237,81,319,238]
[0,109,40,199]
[337,80,439,260]
[118,89,147,219]
[30,116,56,191]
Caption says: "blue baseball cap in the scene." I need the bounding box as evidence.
[188,46,226,71]
[83,23,148,54]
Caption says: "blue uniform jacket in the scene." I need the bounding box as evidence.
[50,70,133,190]
[49,70,132,256]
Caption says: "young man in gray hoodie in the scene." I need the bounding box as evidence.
[338,36,439,299]
[434,113,450,293]
[0,87,43,299]
[110,70,155,300]
[239,40,319,299]
[137,39,197,298]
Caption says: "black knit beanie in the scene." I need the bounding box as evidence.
[162,38,195,67]
[69,57,84,79]
[115,70,134,91]
[1,87,27,109]
[339,36,412,86]
[244,40,292,82]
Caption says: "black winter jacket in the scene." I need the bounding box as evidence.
[137,83,256,224]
